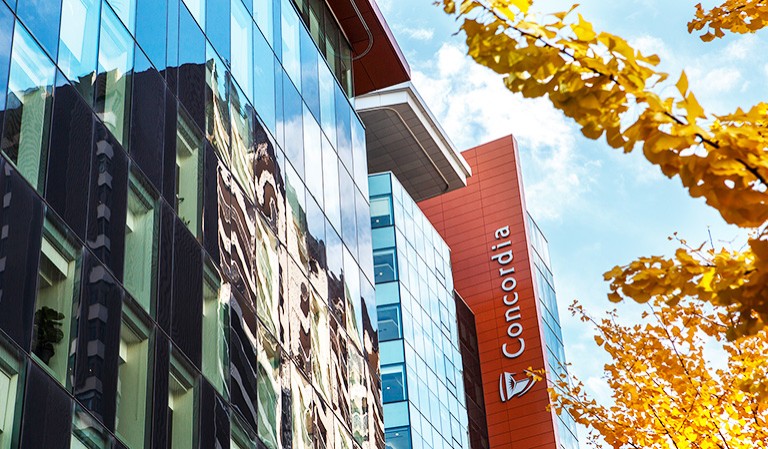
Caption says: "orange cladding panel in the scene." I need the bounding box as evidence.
[419,136,559,449]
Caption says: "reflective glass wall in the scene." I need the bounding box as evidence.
[527,213,578,449]
[0,0,381,447]
[369,173,469,449]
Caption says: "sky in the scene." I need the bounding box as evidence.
[372,0,768,444]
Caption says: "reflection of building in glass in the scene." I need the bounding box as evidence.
[0,0,410,447]
[369,172,469,449]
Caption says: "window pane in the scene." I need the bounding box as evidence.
[71,405,110,449]
[302,104,322,206]
[96,5,134,148]
[32,215,81,386]
[205,43,230,162]
[253,0,273,47]
[280,0,300,91]
[310,288,330,401]
[107,0,137,34]
[0,337,23,449]
[123,171,158,314]
[377,304,401,342]
[1,24,55,192]
[381,364,406,403]
[58,0,101,100]
[16,0,62,59]
[115,303,151,449]
[229,82,255,202]
[176,107,203,236]
[318,59,334,146]
[299,26,319,119]
[255,217,280,337]
[282,72,303,178]
[168,350,199,449]
[0,5,13,113]
[230,0,253,101]
[253,27,276,134]
[321,136,339,232]
[202,263,228,397]
[182,0,205,28]
[385,427,412,449]
[373,248,397,283]
[230,413,257,449]
[257,326,280,449]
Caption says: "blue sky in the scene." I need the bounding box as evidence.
[374,0,766,438]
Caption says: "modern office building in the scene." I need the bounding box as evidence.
[368,172,469,449]
[419,136,579,449]
[0,0,411,447]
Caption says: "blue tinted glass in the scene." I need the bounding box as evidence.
[368,173,392,196]
[370,196,393,228]
[280,0,299,91]
[377,304,401,342]
[58,0,100,93]
[136,0,167,69]
[182,0,205,28]
[302,104,322,205]
[97,4,134,147]
[373,248,397,283]
[299,25,319,120]
[385,427,412,449]
[253,27,275,134]
[0,3,13,111]
[339,163,356,252]
[107,0,136,34]
[335,85,352,170]
[381,363,406,403]
[16,0,62,59]
[206,0,230,64]
[231,0,253,101]
[282,72,303,178]
[253,0,273,47]
[318,58,335,145]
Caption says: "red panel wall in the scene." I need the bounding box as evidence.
[419,136,559,449]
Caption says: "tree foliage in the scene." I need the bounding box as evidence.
[545,299,768,449]
[438,0,768,339]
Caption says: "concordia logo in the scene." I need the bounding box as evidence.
[499,371,536,402]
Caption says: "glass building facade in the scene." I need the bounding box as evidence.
[527,214,578,449]
[369,173,469,449]
[0,0,382,448]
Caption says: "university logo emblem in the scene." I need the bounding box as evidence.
[499,371,536,402]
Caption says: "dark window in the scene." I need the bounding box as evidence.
[377,304,402,342]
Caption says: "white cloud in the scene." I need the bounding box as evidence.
[688,66,743,94]
[630,35,673,63]
[723,34,758,60]
[393,25,435,41]
[411,43,597,221]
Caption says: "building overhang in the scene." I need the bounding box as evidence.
[356,82,472,202]
[328,0,411,95]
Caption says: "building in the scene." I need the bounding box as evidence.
[0,0,410,447]
[419,137,579,449]
[369,172,469,449]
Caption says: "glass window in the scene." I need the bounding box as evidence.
[291,366,312,449]
[372,227,395,250]
[255,217,280,337]
[335,86,352,170]
[202,263,229,397]
[230,413,257,449]
[373,248,397,283]
[115,302,151,449]
[302,105,322,205]
[58,0,101,101]
[282,72,303,178]
[176,108,204,237]
[339,164,356,253]
[310,288,330,401]
[1,24,55,192]
[168,350,199,449]
[32,215,81,386]
[231,0,253,101]
[123,171,158,314]
[385,427,412,449]
[351,118,366,194]
[206,43,230,162]
[0,339,23,449]
[253,0,273,47]
[71,405,110,449]
[299,26,319,119]
[16,0,62,59]
[257,326,280,449]
[0,6,12,113]
[321,136,340,232]
[377,304,402,342]
[368,173,391,197]
[107,0,136,34]
[280,0,300,91]
[230,82,255,202]
[135,0,167,69]
[96,5,134,148]
[182,0,205,28]
[317,59,335,146]
[253,27,276,134]
[381,363,406,403]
